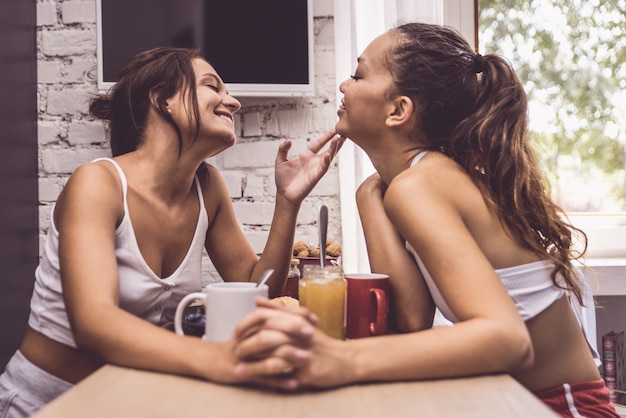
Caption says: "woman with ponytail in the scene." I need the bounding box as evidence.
[234,22,618,417]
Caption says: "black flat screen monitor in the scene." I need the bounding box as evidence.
[96,0,314,97]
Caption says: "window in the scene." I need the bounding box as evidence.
[478,0,626,259]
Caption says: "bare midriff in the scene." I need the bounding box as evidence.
[513,296,602,392]
[19,326,104,384]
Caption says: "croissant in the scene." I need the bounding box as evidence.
[293,241,309,257]
[293,239,342,258]
[326,242,342,257]
[271,296,299,308]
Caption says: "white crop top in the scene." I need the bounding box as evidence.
[28,158,208,348]
[405,151,600,364]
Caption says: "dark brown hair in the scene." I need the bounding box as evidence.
[387,22,586,303]
[89,47,203,157]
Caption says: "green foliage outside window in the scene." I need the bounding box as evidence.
[479,0,626,211]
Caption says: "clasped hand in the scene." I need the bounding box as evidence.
[232,298,354,391]
[232,298,317,391]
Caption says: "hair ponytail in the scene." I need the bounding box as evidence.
[88,94,113,121]
[452,54,586,303]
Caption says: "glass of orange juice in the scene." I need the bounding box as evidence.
[299,264,346,339]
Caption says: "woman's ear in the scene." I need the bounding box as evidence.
[148,91,169,112]
[386,96,414,128]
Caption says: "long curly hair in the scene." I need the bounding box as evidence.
[386,22,587,303]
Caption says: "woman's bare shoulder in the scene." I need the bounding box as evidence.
[389,153,468,199]
[384,152,487,231]
[65,160,122,195]
[54,160,124,225]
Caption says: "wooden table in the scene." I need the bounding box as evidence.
[34,364,557,417]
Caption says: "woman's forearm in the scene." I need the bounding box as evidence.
[256,195,301,297]
[72,304,237,383]
[357,182,435,331]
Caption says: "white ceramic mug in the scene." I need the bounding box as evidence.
[174,282,268,342]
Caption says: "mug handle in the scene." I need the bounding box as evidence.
[369,288,388,336]
[174,292,205,336]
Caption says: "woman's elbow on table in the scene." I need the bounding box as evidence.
[498,326,535,374]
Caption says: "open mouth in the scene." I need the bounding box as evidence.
[216,112,233,123]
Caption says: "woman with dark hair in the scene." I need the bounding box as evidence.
[0,46,343,417]
[235,23,618,417]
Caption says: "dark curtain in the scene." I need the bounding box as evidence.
[0,0,38,370]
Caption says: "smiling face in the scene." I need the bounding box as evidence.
[336,32,398,147]
[167,58,241,153]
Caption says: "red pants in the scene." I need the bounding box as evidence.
[535,379,620,417]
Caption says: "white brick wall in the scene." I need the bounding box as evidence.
[36,0,343,282]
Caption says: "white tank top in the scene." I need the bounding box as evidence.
[28,158,208,348]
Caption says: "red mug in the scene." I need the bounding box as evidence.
[345,273,389,339]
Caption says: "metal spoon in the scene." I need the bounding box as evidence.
[256,269,274,287]
[318,204,328,268]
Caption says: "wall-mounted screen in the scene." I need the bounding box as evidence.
[96,0,314,97]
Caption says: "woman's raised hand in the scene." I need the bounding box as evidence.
[274,130,345,206]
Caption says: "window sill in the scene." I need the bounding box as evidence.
[569,213,626,259]
[582,257,626,296]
